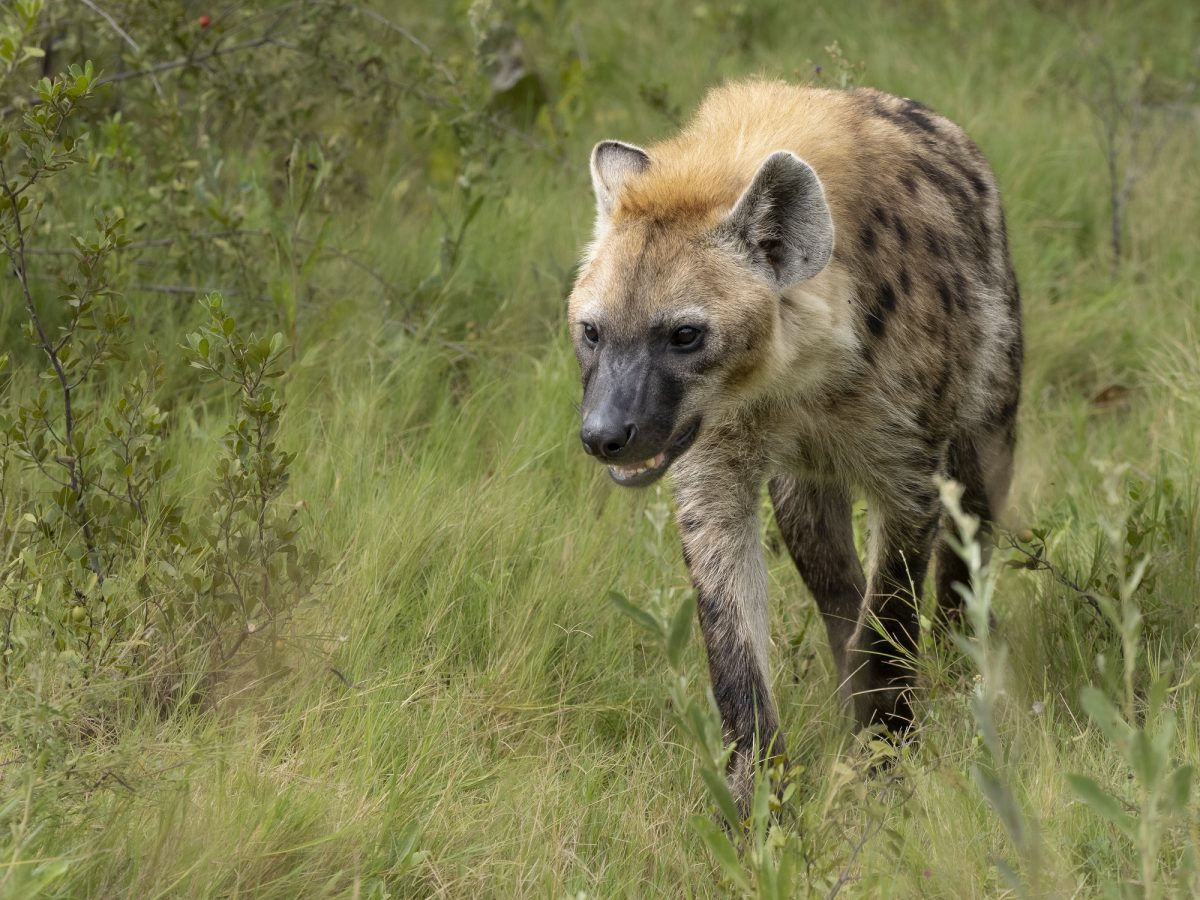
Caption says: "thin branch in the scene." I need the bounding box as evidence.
[0,162,104,584]
[77,0,164,97]
[130,283,238,296]
[1002,534,1107,624]
[0,35,289,115]
[96,35,291,88]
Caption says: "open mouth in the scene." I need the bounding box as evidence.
[607,419,701,488]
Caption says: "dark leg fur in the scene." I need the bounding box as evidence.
[849,490,941,731]
[674,463,780,813]
[935,430,1015,629]
[769,477,866,696]
[694,585,783,803]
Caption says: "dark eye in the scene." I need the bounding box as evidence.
[581,322,599,346]
[669,325,704,350]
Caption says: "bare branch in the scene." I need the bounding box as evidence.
[77,0,164,97]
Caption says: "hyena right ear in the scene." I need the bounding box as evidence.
[590,140,650,227]
[718,151,834,288]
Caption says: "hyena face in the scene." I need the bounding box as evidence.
[569,141,835,487]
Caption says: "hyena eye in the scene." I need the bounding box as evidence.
[581,322,600,346]
[669,325,704,350]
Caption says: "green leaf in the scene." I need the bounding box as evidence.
[1163,765,1193,815]
[1066,773,1137,839]
[1080,686,1131,748]
[666,592,695,668]
[690,815,751,893]
[698,766,743,833]
[972,765,1026,849]
[607,591,661,636]
[1129,729,1164,787]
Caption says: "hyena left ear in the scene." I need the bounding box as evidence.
[718,151,834,288]
[590,140,650,225]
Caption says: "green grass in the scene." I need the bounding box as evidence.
[2,0,1199,896]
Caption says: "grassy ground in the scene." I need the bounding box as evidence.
[3,0,1200,896]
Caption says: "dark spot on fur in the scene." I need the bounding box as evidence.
[947,157,990,197]
[899,99,938,134]
[860,223,877,252]
[677,513,703,534]
[914,405,933,433]
[933,362,953,397]
[924,228,947,259]
[936,278,953,313]
[995,398,1019,427]
[879,280,898,311]
[872,97,939,137]
[951,270,969,309]
[898,267,912,295]
[914,157,970,207]
[901,172,918,196]
[872,206,889,227]
[866,307,886,338]
[894,215,911,247]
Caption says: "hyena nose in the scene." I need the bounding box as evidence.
[580,421,637,459]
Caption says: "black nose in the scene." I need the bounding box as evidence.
[581,420,636,459]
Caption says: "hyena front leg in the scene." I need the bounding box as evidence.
[847,489,941,732]
[674,461,779,814]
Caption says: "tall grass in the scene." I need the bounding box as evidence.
[2,0,1198,896]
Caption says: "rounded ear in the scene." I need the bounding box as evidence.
[590,140,650,224]
[716,151,834,287]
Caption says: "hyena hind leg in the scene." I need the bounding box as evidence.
[849,490,941,732]
[768,476,866,699]
[934,429,1015,629]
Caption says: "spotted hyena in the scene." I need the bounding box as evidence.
[567,80,1022,809]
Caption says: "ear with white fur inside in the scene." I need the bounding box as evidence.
[589,140,650,227]
[718,150,834,288]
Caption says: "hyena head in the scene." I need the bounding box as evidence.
[568,140,835,487]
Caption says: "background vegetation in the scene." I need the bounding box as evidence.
[0,0,1197,895]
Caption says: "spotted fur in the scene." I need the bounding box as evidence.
[568,80,1022,812]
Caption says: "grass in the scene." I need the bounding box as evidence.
[2,0,1199,896]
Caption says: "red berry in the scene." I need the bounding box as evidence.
[198,15,211,27]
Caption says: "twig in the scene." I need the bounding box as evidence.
[77,0,164,97]
[0,35,289,115]
[97,35,292,88]
[0,161,105,585]
[1002,534,1107,625]
[130,283,237,295]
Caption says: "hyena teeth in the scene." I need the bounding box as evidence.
[611,451,667,478]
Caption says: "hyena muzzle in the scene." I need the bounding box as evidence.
[567,80,1022,811]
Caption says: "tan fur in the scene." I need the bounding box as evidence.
[568,78,1023,813]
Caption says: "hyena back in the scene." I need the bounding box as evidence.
[568,80,1022,810]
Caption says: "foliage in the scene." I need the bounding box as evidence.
[0,0,1197,895]
[0,0,317,768]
